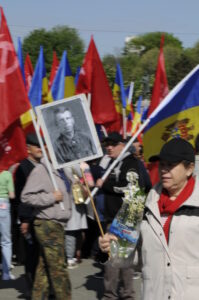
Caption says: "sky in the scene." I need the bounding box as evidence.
[1,0,199,57]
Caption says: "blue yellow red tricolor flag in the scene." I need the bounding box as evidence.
[143,65,199,161]
[113,63,127,114]
[29,46,48,106]
[21,46,48,128]
[48,50,75,101]
[75,66,81,86]
[131,96,142,134]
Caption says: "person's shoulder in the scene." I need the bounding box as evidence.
[122,153,137,163]
[16,159,35,173]
[3,170,11,177]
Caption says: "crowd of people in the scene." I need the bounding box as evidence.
[0,129,199,300]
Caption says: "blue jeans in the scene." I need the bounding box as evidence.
[0,199,12,276]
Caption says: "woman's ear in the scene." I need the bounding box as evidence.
[187,163,195,177]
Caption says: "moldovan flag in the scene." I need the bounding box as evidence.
[76,36,117,125]
[29,46,48,106]
[48,50,75,101]
[24,53,34,91]
[74,66,80,86]
[21,46,48,130]
[131,96,142,134]
[0,7,30,169]
[110,63,126,132]
[48,50,59,90]
[113,63,127,114]
[143,65,199,162]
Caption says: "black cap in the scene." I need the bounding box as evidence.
[149,138,195,163]
[102,132,124,145]
[26,133,41,147]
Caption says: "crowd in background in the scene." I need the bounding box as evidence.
[1,131,199,300]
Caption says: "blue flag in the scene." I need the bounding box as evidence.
[28,46,48,107]
[17,37,25,84]
[50,50,75,100]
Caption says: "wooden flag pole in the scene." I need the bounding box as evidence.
[80,168,104,238]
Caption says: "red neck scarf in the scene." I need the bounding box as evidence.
[158,176,195,243]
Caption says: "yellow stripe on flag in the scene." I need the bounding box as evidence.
[143,107,199,161]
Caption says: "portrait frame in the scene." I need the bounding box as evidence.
[35,94,103,169]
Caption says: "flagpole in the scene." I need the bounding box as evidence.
[127,82,134,105]
[87,93,91,108]
[122,107,127,139]
[30,109,65,210]
[101,125,108,137]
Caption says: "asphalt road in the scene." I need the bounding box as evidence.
[0,259,141,300]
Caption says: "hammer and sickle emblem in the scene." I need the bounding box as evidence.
[0,35,19,83]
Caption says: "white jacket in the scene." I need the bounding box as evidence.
[140,176,199,300]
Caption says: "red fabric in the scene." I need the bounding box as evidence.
[147,162,160,186]
[104,113,122,133]
[24,53,34,91]
[48,51,59,90]
[147,35,169,117]
[0,120,28,171]
[76,36,117,125]
[158,176,195,243]
[0,7,31,134]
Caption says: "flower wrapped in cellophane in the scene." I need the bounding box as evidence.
[108,171,146,268]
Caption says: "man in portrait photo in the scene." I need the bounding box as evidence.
[53,106,96,164]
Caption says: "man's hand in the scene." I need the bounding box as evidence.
[20,222,29,235]
[96,178,104,188]
[53,190,63,202]
[99,233,118,253]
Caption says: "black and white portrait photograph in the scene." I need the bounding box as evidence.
[35,94,103,169]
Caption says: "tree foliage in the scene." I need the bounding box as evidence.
[123,32,182,55]
[103,32,197,102]
[22,26,85,74]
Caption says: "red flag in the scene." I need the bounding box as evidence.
[147,35,169,116]
[0,7,30,170]
[48,51,59,90]
[0,7,30,134]
[76,36,117,124]
[145,35,169,186]
[24,53,34,91]
[0,121,28,170]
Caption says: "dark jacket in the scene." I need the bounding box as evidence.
[15,159,37,223]
[101,152,151,223]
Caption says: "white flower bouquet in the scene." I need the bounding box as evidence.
[108,171,146,268]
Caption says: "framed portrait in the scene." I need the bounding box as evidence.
[35,94,103,169]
